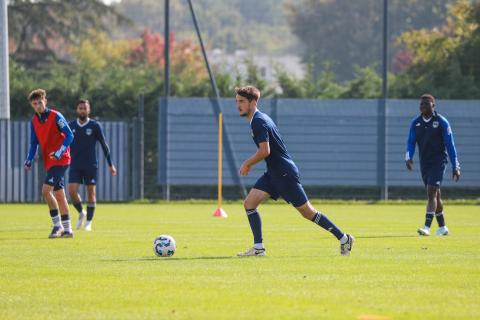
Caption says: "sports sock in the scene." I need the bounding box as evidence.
[87,203,96,222]
[435,212,446,227]
[340,234,349,244]
[61,214,72,232]
[50,209,61,227]
[73,202,83,214]
[246,209,263,245]
[424,212,435,228]
[312,212,344,240]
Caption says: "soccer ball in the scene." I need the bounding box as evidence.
[153,235,176,257]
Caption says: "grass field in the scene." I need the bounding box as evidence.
[0,202,479,319]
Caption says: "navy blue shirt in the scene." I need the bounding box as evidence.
[250,110,299,177]
[406,111,459,171]
[69,119,112,169]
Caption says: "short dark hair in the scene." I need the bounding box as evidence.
[235,86,260,101]
[420,94,435,105]
[28,89,46,101]
[76,99,90,107]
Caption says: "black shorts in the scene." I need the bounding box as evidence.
[69,167,98,185]
[44,165,69,191]
[421,163,446,187]
[253,172,308,207]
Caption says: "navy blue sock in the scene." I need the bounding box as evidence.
[87,203,96,222]
[73,202,83,213]
[435,212,445,227]
[312,212,344,240]
[425,212,434,228]
[246,209,263,244]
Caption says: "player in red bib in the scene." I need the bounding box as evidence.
[24,89,75,238]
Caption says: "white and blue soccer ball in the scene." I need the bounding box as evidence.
[153,235,176,257]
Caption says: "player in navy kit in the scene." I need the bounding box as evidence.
[68,100,116,231]
[406,94,460,236]
[235,86,354,256]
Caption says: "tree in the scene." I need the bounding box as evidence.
[8,0,130,67]
[391,1,480,99]
[286,0,456,81]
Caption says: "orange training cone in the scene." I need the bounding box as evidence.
[213,207,228,218]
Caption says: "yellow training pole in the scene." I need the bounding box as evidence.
[213,112,227,217]
[218,112,223,208]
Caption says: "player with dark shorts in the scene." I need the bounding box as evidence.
[235,86,354,256]
[68,100,116,231]
[406,94,460,236]
[24,89,74,238]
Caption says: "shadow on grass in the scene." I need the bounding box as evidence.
[356,235,419,239]
[0,237,47,241]
[106,256,236,262]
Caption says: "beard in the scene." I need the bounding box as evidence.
[78,115,88,121]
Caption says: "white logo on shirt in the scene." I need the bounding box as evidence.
[48,177,54,183]
[416,122,421,127]
[57,119,66,128]
[432,121,439,128]
[86,128,93,136]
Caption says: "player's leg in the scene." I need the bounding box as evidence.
[295,201,354,256]
[84,184,96,231]
[276,174,354,255]
[69,168,87,229]
[418,184,439,236]
[237,188,271,257]
[42,182,63,238]
[69,182,86,229]
[52,166,73,237]
[54,188,73,238]
[435,188,449,236]
[238,173,276,257]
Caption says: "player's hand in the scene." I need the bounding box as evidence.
[239,161,251,176]
[406,159,413,171]
[453,168,460,182]
[110,165,117,176]
[24,160,32,171]
[49,152,57,160]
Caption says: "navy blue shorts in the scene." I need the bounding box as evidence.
[69,167,98,185]
[421,163,446,187]
[44,165,69,191]
[253,172,308,207]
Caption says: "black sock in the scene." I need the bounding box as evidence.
[425,212,434,228]
[87,203,96,222]
[312,212,344,240]
[435,212,446,227]
[246,209,263,244]
[73,202,83,214]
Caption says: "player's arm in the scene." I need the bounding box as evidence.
[50,112,74,160]
[240,120,270,176]
[24,122,39,170]
[440,118,461,181]
[95,122,116,176]
[405,119,416,170]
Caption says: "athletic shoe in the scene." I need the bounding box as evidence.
[61,230,74,238]
[436,226,449,236]
[84,221,92,232]
[417,227,430,236]
[237,247,266,257]
[76,210,86,230]
[48,225,64,239]
[340,234,354,256]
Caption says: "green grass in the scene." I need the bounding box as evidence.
[0,202,479,319]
